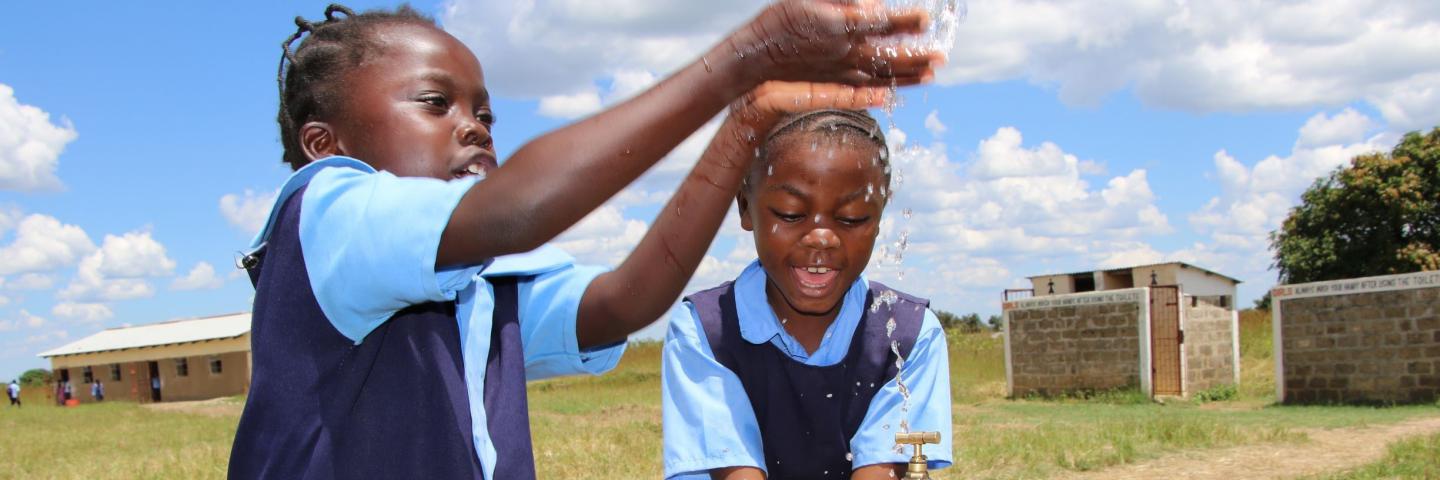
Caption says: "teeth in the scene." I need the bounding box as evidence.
[806,267,831,274]
[466,164,487,180]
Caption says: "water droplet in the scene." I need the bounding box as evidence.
[886,317,897,337]
[825,393,833,398]
[754,147,761,159]
[811,141,818,152]
[781,317,788,325]
[882,424,890,430]
[846,452,854,462]
[767,164,774,176]
[703,56,712,73]
[814,214,822,224]
[903,208,913,219]
[771,224,778,234]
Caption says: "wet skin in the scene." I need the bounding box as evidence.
[738,138,888,355]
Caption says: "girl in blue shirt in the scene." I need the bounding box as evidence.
[662,109,954,479]
[231,3,940,480]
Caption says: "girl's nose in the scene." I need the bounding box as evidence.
[800,227,841,250]
[458,119,492,149]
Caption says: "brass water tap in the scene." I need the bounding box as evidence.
[894,431,941,479]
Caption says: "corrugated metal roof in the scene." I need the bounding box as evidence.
[37,312,250,358]
[1025,261,1242,284]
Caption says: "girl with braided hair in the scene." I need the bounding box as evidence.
[232,3,941,479]
[661,109,954,479]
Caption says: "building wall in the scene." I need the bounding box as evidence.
[1006,292,1145,397]
[1184,299,1237,394]
[1174,268,1239,301]
[49,338,250,403]
[1276,271,1440,404]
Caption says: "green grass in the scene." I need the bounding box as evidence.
[3,321,1438,479]
[1309,432,1440,479]
[0,398,240,479]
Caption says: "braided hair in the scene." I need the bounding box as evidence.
[745,109,891,194]
[276,4,436,170]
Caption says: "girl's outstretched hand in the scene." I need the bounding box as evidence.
[731,81,893,132]
[731,0,944,88]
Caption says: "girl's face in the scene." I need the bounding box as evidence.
[324,23,497,180]
[740,138,888,320]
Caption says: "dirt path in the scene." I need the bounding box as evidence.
[1062,414,1440,480]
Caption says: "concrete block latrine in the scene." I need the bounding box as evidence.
[1004,287,1239,399]
[1273,270,1440,404]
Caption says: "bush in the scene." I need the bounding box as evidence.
[1195,384,1239,403]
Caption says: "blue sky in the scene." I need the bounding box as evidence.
[2,1,1437,380]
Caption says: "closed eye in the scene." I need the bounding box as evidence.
[418,93,450,110]
[772,210,804,223]
[838,216,871,226]
[475,110,496,127]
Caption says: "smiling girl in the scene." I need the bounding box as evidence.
[662,109,954,480]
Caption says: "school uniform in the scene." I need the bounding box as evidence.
[662,261,953,479]
[229,157,625,480]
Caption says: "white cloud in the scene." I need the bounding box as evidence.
[4,273,54,290]
[0,213,96,276]
[1178,109,1393,293]
[0,295,8,307]
[0,84,77,192]
[24,329,67,346]
[51,302,113,323]
[220,189,277,236]
[59,230,175,302]
[552,205,649,266]
[936,0,1440,129]
[171,262,224,291]
[538,89,604,119]
[20,309,44,328]
[1297,108,1376,148]
[924,110,947,137]
[442,0,764,98]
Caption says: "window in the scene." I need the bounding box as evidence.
[209,356,223,374]
[82,366,94,383]
[110,364,122,381]
[175,358,189,377]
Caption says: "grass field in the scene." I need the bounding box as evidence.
[3,309,1438,479]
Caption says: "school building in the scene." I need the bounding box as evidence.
[37,312,251,404]
[1003,262,1241,399]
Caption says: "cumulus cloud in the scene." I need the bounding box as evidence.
[4,273,54,290]
[51,302,113,323]
[0,213,96,276]
[442,0,763,98]
[59,230,176,302]
[0,84,77,192]
[924,110,947,137]
[1176,109,1392,290]
[220,189,278,236]
[939,0,1440,129]
[171,262,224,291]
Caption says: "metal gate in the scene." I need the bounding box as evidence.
[1149,285,1182,396]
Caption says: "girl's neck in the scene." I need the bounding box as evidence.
[764,281,841,355]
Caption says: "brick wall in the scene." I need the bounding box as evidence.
[1184,299,1236,394]
[1007,301,1143,397]
[1278,277,1440,404]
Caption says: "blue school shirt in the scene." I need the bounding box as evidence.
[661,261,953,478]
[236,156,625,479]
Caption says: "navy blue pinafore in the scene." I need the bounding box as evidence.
[686,281,927,479]
[228,186,535,479]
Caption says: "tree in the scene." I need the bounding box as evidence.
[934,310,985,334]
[1271,128,1440,284]
[19,368,51,386]
[986,314,1003,332]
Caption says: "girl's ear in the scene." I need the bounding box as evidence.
[736,191,754,232]
[300,122,343,161]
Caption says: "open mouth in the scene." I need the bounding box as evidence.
[454,163,488,180]
[792,265,840,292]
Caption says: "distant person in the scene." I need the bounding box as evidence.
[7,380,18,407]
[62,381,72,401]
[229,2,937,480]
[661,110,954,479]
[91,381,104,402]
